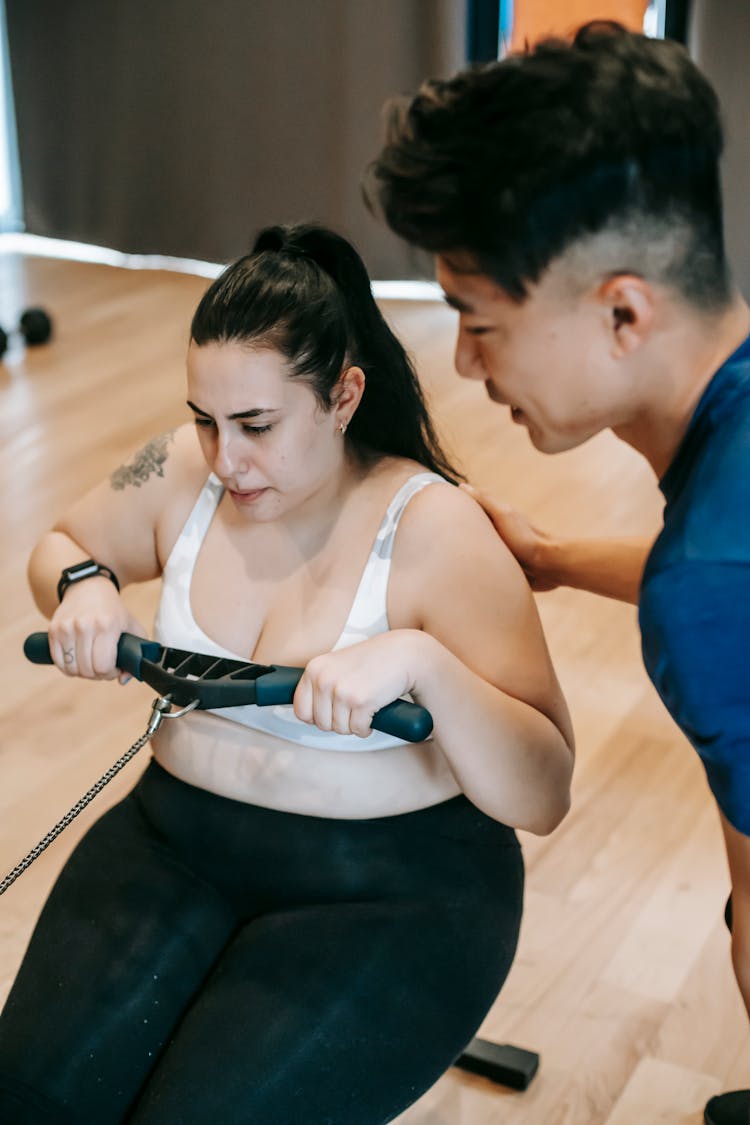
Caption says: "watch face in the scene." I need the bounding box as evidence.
[67,561,99,580]
[58,560,99,603]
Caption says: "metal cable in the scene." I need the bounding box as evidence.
[0,728,151,896]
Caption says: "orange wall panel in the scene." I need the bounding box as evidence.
[509,0,650,50]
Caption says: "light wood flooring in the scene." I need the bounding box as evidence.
[0,252,744,1124]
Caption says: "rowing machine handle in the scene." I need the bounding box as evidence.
[23,632,434,743]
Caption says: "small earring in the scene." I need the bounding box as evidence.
[339,421,347,436]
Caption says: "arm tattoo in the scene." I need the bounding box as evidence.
[110,431,175,491]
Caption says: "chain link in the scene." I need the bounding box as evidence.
[0,728,151,897]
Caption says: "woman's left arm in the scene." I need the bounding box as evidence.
[296,484,574,834]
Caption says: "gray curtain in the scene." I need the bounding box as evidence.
[6,0,465,277]
[689,0,750,301]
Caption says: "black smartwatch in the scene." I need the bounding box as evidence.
[57,559,120,603]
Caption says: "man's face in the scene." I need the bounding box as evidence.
[436,255,634,454]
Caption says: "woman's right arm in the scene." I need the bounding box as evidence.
[28,426,200,679]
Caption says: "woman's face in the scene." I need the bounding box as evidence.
[187,341,345,521]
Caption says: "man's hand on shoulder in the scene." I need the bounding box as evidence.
[460,483,560,592]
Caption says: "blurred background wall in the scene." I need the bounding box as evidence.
[689,0,750,302]
[4,0,465,277]
[3,0,749,294]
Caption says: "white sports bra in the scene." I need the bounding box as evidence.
[153,471,443,751]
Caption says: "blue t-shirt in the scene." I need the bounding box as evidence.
[639,331,750,834]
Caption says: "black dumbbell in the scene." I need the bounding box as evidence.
[0,307,53,358]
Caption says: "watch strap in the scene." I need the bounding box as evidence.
[57,559,120,603]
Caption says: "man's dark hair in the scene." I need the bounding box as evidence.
[368,21,731,309]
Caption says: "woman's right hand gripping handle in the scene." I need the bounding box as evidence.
[47,577,146,684]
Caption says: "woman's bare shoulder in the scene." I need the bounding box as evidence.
[110,422,205,491]
[395,474,509,554]
[361,454,447,496]
[50,425,211,586]
[150,424,215,561]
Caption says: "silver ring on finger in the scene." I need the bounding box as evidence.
[62,648,76,666]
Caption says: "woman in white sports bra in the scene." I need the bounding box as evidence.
[3,224,574,1124]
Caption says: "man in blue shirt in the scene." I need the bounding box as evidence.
[370,20,750,1125]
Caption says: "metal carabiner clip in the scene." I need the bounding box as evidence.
[147,694,200,736]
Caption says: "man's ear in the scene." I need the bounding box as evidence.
[597,274,655,356]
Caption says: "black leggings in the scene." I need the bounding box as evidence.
[0,759,523,1124]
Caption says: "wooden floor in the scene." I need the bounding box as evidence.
[0,252,745,1123]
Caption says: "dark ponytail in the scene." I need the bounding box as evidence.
[190,223,463,483]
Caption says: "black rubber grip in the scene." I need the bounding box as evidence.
[23,631,158,681]
[369,698,433,743]
[23,632,54,665]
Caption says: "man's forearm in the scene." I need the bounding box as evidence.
[542,536,653,605]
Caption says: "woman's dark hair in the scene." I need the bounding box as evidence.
[191,223,463,482]
[367,21,730,309]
